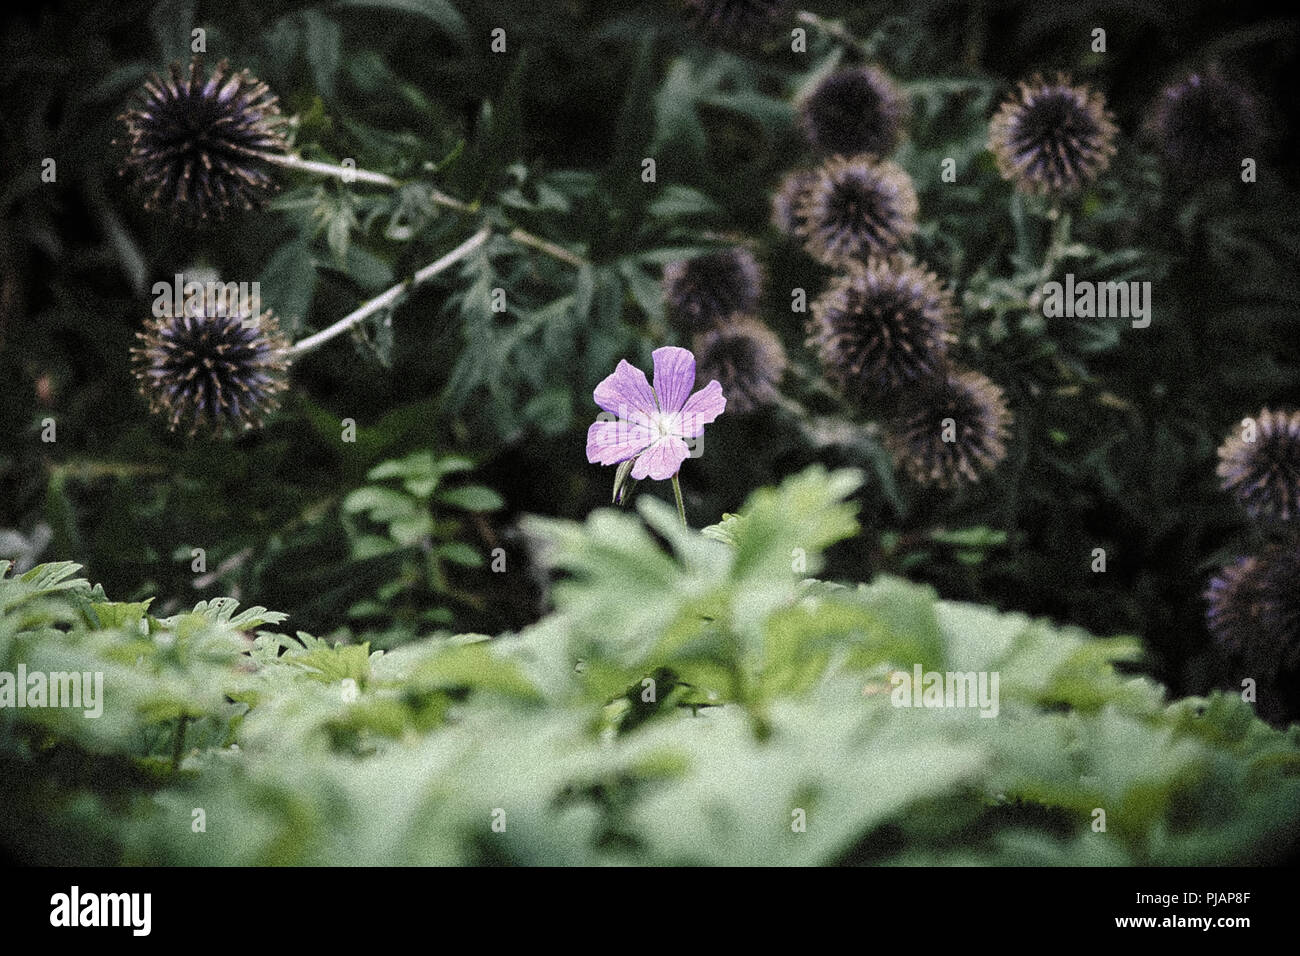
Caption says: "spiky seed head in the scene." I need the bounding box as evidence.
[796,155,918,267]
[1216,409,1300,522]
[682,0,789,44]
[807,258,955,398]
[694,316,787,414]
[1249,541,1300,672]
[132,299,290,435]
[663,248,763,332]
[1147,70,1263,181]
[988,74,1117,198]
[1205,556,1264,656]
[119,58,289,220]
[797,65,908,157]
[1206,542,1300,674]
[771,169,817,236]
[885,369,1011,488]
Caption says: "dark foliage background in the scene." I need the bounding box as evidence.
[2,0,1298,717]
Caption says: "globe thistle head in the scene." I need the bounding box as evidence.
[796,155,918,267]
[682,0,788,44]
[1205,542,1300,673]
[988,74,1117,198]
[1205,556,1264,656]
[132,301,290,435]
[885,369,1011,489]
[1147,70,1263,182]
[663,248,763,332]
[807,258,955,399]
[797,65,908,157]
[119,58,289,220]
[1216,409,1300,522]
[694,316,787,414]
[771,169,817,236]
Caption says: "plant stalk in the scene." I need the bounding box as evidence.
[259,152,585,268]
[171,714,190,772]
[289,225,492,356]
[259,151,401,188]
[671,474,687,529]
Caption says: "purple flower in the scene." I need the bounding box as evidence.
[586,346,726,481]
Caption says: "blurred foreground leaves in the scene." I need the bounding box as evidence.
[3,468,1297,865]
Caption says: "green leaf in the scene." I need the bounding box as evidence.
[301,10,341,99]
[436,485,504,512]
[342,487,419,522]
[259,238,317,336]
[435,542,482,567]
[331,0,468,43]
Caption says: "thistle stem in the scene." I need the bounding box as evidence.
[507,227,587,268]
[259,151,401,188]
[258,151,586,268]
[289,225,492,356]
[1042,209,1073,280]
[671,474,687,529]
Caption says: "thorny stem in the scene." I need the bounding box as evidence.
[671,473,687,529]
[289,225,492,355]
[259,151,584,268]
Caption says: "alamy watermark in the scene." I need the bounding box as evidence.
[0,665,103,718]
[1042,273,1151,328]
[153,273,261,321]
[50,886,151,936]
[889,664,1000,718]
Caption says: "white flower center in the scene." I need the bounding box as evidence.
[653,411,681,440]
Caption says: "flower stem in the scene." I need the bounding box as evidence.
[671,474,687,529]
[1041,208,1073,281]
[507,226,587,268]
[171,714,190,772]
[258,151,586,268]
[258,151,401,188]
[289,225,492,356]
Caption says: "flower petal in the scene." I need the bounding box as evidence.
[651,346,696,414]
[678,379,726,437]
[593,359,657,419]
[630,435,689,481]
[586,417,654,465]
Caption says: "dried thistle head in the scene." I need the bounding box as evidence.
[796,155,918,267]
[807,258,955,399]
[694,316,787,414]
[988,74,1117,198]
[885,369,1012,489]
[119,58,289,220]
[1216,409,1300,523]
[663,248,763,333]
[1147,70,1264,182]
[797,65,908,157]
[132,299,290,435]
